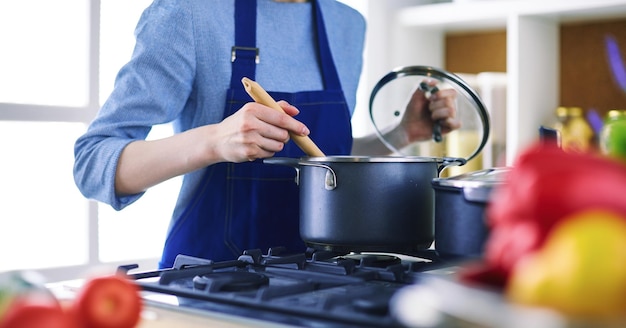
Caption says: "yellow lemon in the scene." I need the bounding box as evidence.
[507,210,626,317]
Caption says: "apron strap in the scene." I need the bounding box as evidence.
[230,0,342,91]
[230,0,258,86]
[312,0,342,91]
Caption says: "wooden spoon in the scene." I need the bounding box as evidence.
[241,77,325,157]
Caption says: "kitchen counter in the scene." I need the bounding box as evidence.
[138,301,296,328]
[48,279,297,328]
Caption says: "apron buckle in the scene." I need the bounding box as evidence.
[231,46,260,64]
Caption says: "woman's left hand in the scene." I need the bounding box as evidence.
[401,80,461,143]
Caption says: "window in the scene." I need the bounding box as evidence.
[0,1,89,107]
[0,0,173,281]
[0,1,94,278]
[0,122,88,270]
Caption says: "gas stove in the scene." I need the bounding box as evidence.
[123,247,456,328]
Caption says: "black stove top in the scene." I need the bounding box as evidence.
[123,247,453,327]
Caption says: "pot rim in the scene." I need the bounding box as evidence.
[299,155,459,163]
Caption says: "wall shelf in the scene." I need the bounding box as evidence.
[399,0,626,32]
[394,0,626,164]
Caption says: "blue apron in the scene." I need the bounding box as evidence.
[159,0,353,268]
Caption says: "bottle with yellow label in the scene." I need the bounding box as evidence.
[553,107,594,153]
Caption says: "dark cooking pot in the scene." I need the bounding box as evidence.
[431,167,510,259]
[264,156,465,254]
[265,66,490,254]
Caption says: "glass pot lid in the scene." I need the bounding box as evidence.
[368,66,491,163]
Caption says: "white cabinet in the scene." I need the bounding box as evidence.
[394,0,626,164]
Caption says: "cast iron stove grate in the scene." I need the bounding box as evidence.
[122,247,447,328]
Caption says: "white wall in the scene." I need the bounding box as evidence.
[351,0,448,137]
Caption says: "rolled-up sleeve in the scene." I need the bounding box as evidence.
[73,0,196,210]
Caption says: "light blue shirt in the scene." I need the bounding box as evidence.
[74,0,366,220]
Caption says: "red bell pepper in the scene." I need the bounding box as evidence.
[462,142,626,287]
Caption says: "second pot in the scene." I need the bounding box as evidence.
[431,167,510,259]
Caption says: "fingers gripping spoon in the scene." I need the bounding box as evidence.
[241,77,326,157]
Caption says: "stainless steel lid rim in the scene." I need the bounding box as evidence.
[432,178,505,189]
[432,167,511,188]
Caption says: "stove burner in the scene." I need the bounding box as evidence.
[340,254,402,268]
[193,271,270,292]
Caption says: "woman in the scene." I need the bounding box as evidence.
[74,0,459,268]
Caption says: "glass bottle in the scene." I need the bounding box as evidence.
[553,107,594,153]
[600,109,626,158]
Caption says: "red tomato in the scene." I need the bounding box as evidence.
[0,294,78,328]
[71,274,142,328]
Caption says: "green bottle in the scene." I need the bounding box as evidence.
[600,109,626,161]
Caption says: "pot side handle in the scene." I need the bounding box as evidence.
[438,157,467,175]
[263,157,337,190]
[263,157,301,186]
[263,157,301,168]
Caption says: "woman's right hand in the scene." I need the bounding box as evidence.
[115,101,309,195]
[207,100,310,163]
